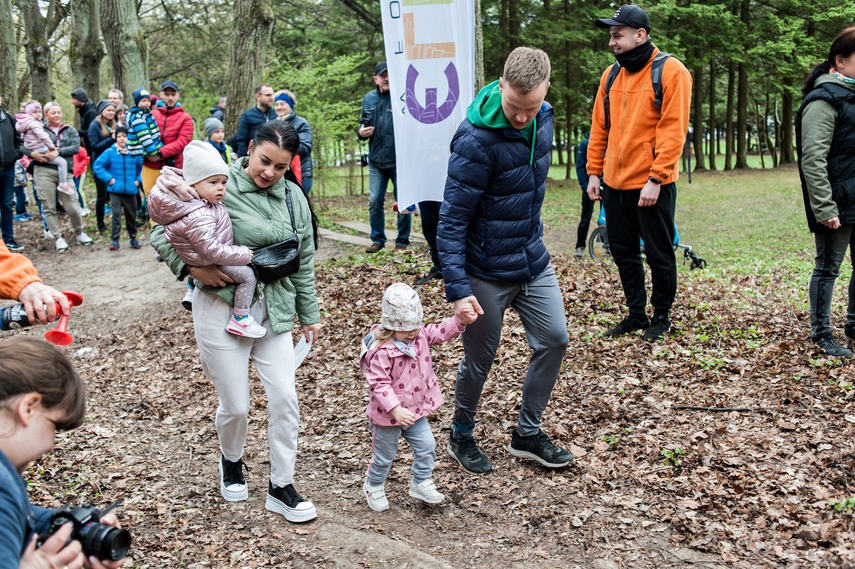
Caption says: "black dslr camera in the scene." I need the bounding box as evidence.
[36,500,131,561]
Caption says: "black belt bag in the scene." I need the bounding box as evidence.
[251,189,301,284]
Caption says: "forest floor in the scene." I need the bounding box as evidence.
[11,194,855,569]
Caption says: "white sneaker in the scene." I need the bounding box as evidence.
[57,182,76,196]
[76,232,93,245]
[80,207,91,216]
[409,478,444,504]
[44,229,55,240]
[55,237,68,252]
[225,314,267,338]
[363,479,389,512]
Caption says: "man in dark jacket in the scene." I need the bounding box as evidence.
[574,130,593,257]
[437,47,572,475]
[234,85,276,157]
[0,96,24,252]
[70,88,97,154]
[357,62,411,253]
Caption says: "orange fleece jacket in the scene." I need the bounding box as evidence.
[0,241,41,300]
[587,47,692,190]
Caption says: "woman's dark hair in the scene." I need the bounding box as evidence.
[251,121,320,248]
[0,337,85,431]
[802,26,855,97]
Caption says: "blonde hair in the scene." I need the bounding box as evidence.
[43,101,61,115]
[502,47,551,93]
[373,327,394,342]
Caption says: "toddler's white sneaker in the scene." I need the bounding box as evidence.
[409,478,444,504]
[363,479,389,512]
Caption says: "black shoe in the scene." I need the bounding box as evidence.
[507,430,574,468]
[219,455,248,502]
[415,266,442,286]
[265,482,317,523]
[5,241,24,252]
[815,336,853,357]
[97,225,108,234]
[447,432,493,474]
[845,324,855,343]
[604,314,650,337]
[642,314,671,342]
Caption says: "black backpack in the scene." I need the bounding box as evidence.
[602,52,671,130]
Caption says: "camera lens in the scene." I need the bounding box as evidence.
[77,522,131,561]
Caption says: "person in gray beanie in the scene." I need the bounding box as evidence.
[148,140,265,338]
[203,117,231,165]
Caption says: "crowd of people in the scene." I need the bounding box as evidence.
[1,2,854,566]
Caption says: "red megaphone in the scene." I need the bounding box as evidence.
[44,290,84,346]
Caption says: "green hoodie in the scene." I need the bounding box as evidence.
[466,80,537,166]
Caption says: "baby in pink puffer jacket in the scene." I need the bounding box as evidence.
[149,141,266,339]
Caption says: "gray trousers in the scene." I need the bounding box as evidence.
[218,265,256,312]
[453,264,569,437]
[366,417,435,486]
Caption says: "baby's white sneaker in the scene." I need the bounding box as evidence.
[409,478,444,504]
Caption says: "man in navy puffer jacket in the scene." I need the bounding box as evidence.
[438,47,572,475]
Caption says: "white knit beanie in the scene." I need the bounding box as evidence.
[182,140,230,186]
[381,283,423,331]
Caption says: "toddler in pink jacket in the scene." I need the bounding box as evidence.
[359,283,476,512]
[149,140,265,339]
[15,101,74,195]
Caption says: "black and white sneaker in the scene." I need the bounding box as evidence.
[265,482,317,523]
[447,432,493,474]
[507,430,574,468]
[219,455,248,502]
[815,336,853,358]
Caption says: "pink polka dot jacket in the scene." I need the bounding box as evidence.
[361,316,465,426]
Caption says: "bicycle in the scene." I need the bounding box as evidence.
[587,206,707,269]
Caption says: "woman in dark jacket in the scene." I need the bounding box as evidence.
[27,102,93,252]
[88,99,117,232]
[796,26,855,357]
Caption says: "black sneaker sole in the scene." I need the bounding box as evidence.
[446,443,493,474]
[506,443,573,468]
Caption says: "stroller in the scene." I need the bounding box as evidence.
[587,206,707,269]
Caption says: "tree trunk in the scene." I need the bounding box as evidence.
[764,93,778,168]
[725,61,735,171]
[0,0,16,110]
[708,59,717,171]
[69,0,104,102]
[780,85,795,165]
[751,93,765,168]
[735,60,749,168]
[17,0,52,103]
[474,0,484,92]
[101,0,148,98]
[224,0,275,137]
[692,61,705,171]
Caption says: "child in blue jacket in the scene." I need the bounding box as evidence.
[93,126,143,250]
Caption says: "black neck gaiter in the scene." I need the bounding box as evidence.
[615,39,655,73]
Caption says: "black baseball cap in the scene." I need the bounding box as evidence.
[374,62,388,76]
[161,80,179,92]
[595,5,651,33]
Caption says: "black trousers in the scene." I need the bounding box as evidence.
[602,182,677,316]
[109,192,138,241]
[94,172,109,230]
[418,200,441,269]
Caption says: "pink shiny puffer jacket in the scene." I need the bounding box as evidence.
[148,184,252,268]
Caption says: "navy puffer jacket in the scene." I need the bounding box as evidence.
[437,104,554,302]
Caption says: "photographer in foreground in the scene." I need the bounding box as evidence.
[0,337,125,569]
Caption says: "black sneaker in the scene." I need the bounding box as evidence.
[642,314,671,342]
[265,482,317,523]
[604,314,650,337]
[507,430,574,468]
[845,324,855,343]
[447,433,493,474]
[5,241,24,252]
[219,455,248,502]
[415,266,443,286]
[815,336,853,357]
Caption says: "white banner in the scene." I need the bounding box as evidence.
[379,0,475,209]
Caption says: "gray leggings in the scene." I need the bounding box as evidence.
[453,264,569,437]
[365,417,436,485]
[219,265,257,312]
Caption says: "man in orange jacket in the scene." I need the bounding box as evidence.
[586,4,692,341]
[0,241,69,324]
